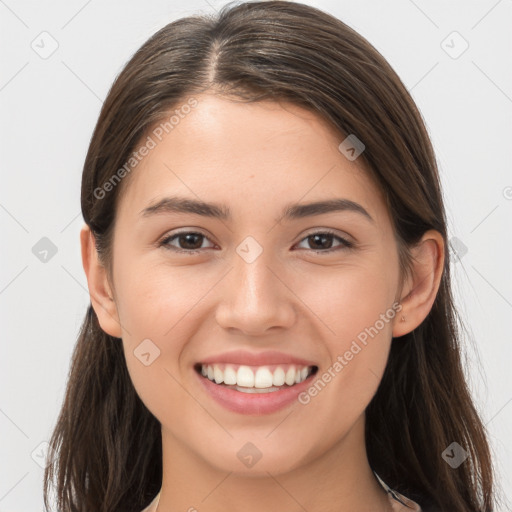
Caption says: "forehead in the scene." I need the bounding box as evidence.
[117,93,388,226]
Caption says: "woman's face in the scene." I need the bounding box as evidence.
[107,93,404,474]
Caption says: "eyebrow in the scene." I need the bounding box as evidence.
[139,196,374,224]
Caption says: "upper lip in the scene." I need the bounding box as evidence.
[196,350,318,368]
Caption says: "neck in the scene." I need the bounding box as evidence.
[155,414,391,512]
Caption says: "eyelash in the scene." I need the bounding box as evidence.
[158,229,354,255]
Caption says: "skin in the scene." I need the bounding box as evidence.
[81,93,444,512]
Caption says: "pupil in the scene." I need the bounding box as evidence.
[181,233,202,249]
[310,234,332,249]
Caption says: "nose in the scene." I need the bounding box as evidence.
[214,249,296,336]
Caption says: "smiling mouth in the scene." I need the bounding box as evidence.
[194,362,318,393]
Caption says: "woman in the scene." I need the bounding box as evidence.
[43,2,497,511]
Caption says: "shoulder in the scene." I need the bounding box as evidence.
[374,472,422,512]
[141,480,422,512]
[140,491,160,512]
[387,493,422,512]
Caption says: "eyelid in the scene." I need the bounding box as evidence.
[299,227,354,244]
[294,228,354,251]
[158,227,355,253]
[158,228,216,251]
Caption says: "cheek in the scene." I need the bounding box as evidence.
[119,287,194,425]
[113,255,207,342]
[299,257,398,345]
[297,260,398,410]
[112,258,203,417]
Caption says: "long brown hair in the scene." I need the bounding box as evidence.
[44,2,499,510]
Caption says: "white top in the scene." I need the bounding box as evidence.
[374,472,422,511]
[140,472,422,512]
[140,492,159,512]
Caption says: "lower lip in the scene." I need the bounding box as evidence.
[195,369,316,415]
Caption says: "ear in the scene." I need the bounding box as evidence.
[392,229,445,337]
[80,224,122,338]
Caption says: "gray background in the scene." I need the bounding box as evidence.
[1,0,511,510]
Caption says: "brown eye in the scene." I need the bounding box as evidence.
[160,231,214,253]
[158,229,353,255]
[296,231,353,253]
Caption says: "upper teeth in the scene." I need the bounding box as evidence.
[200,364,312,388]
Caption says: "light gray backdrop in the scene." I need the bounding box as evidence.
[1,0,511,510]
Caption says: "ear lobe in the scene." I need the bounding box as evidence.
[392,229,445,338]
[80,224,123,338]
